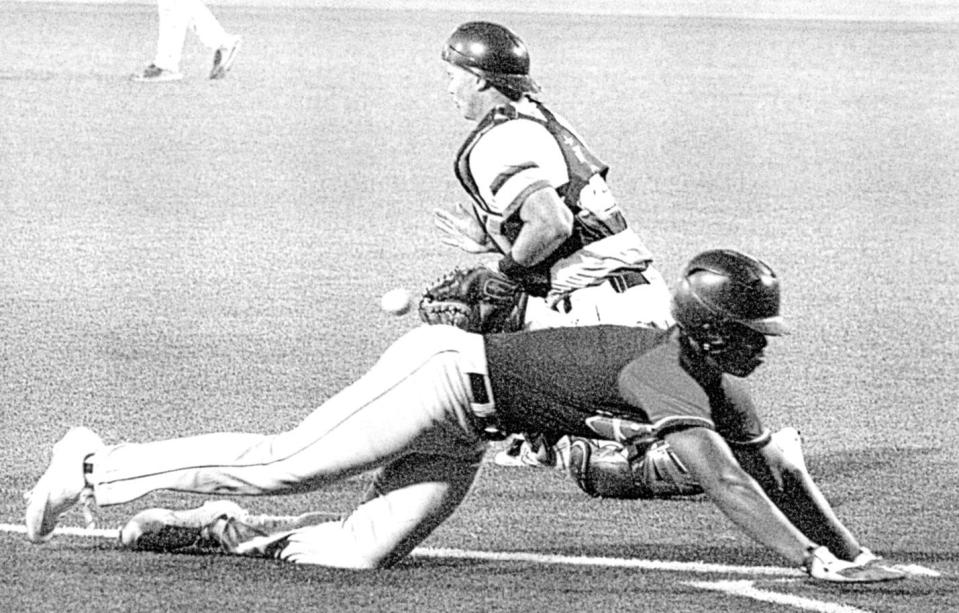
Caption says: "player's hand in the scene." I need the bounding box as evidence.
[803,546,906,583]
[433,203,496,254]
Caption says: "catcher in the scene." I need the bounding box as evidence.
[436,21,676,468]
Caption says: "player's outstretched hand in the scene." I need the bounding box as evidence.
[433,203,496,254]
[803,546,906,583]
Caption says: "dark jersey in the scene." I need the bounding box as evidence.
[483,325,765,443]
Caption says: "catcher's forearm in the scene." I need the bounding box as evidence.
[508,187,573,266]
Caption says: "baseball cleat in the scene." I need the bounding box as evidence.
[24,426,103,543]
[493,435,555,468]
[119,501,340,554]
[131,64,184,83]
[209,36,241,79]
[119,500,249,552]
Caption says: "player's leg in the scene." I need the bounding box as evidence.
[90,326,486,503]
[152,0,189,73]
[26,326,489,542]
[237,450,484,568]
[181,0,240,79]
[183,0,227,45]
[120,449,483,569]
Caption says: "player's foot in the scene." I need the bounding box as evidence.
[131,64,184,83]
[24,426,103,543]
[119,500,249,552]
[493,435,555,468]
[209,36,241,79]
[853,547,880,565]
[120,500,340,554]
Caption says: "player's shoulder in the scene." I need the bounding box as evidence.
[476,104,554,151]
[616,326,685,376]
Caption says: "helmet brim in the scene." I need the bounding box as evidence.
[743,316,789,336]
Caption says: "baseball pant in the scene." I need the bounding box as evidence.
[525,265,674,330]
[89,325,491,568]
[153,0,231,71]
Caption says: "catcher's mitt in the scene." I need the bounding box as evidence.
[419,265,527,333]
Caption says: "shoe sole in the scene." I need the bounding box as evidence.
[25,427,102,543]
[210,39,241,80]
[119,500,248,549]
[131,73,184,83]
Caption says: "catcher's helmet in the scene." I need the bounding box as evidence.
[672,249,787,376]
[442,21,541,97]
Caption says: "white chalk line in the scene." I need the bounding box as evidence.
[0,521,803,576]
[687,580,873,613]
[0,522,941,580]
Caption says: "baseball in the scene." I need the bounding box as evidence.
[380,288,412,316]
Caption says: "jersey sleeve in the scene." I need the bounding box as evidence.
[468,119,567,222]
[617,343,717,434]
[616,342,767,443]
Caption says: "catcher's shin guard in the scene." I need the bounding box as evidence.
[732,428,860,561]
[567,438,703,499]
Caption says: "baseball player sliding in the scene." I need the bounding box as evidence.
[25,250,904,583]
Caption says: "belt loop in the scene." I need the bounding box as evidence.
[468,372,506,440]
[460,332,506,440]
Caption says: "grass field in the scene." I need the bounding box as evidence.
[2,3,958,611]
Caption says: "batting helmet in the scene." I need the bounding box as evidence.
[672,249,787,338]
[441,21,541,97]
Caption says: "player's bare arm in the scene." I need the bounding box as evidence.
[506,187,573,266]
[433,201,497,254]
[664,426,815,564]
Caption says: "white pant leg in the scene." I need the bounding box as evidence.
[267,451,483,568]
[153,0,228,69]
[522,295,574,330]
[563,266,674,328]
[153,0,189,70]
[91,326,488,506]
[184,0,229,50]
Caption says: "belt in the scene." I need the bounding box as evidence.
[558,268,650,313]
[468,372,507,440]
[607,268,649,292]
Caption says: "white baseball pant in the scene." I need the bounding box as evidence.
[153,0,231,71]
[525,265,674,330]
[89,325,491,568]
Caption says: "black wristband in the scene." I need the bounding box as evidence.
[497,253,529,279]
[498,253,551,297]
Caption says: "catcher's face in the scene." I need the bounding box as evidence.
[444,63,486,121]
